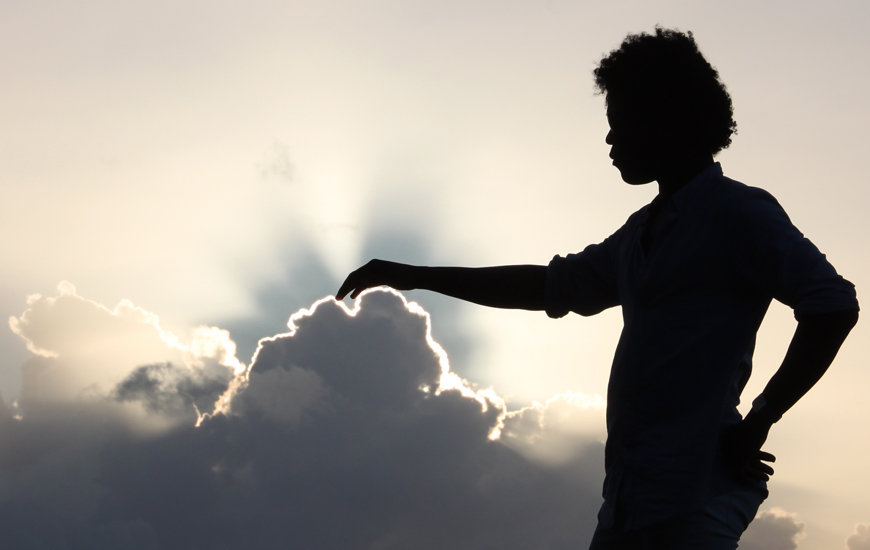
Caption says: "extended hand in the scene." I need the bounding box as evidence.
[722,414,776,484]
[336,260,416,301]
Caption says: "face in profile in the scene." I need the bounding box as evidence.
[605,105,666,186]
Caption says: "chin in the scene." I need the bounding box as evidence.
[613,163,655,186]
[618,170,655,186]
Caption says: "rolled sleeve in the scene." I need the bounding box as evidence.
[782,243,858,320]
[545,238,621,318]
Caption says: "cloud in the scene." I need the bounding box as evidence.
[740,508,806,550]
[847,524,870,550]
[113,362,233,421]
[258,141,295,183]
[1,285,605,549]
[501,392,606,466]
[8,282,243,416]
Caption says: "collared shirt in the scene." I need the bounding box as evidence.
[545,163,858,530]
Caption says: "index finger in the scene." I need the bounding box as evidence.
[335,273,358,301]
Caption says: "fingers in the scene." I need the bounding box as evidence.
[335,282,350,301]
[335,273,357,301]
[335,260,384,301]
[336,266,366,301]
[336,275,367,301]
[743,459,775,482]
[757,461,775,476]
[740,450,777,483]
[757,450,776,463]
[721,420,778,485]
[334,259,414,300]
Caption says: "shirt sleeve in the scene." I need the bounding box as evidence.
[545,229,623,318]
[737,188,858,320]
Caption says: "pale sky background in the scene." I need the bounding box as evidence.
[1,0,869,548]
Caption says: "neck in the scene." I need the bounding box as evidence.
[656,155,715,200]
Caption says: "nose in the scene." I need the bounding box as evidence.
[605,130,614,145]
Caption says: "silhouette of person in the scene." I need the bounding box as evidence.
[336,28,858,550]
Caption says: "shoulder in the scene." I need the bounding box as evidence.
[714,173,793,231]
[716,173,781,209]
[581,202,651,254]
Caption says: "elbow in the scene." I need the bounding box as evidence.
[846,308,859,330]
[832,308,859,330]
[797,309,859,339]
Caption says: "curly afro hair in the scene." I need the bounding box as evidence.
[594,27,737,155]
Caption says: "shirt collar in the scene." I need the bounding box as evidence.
[666,162,723,215]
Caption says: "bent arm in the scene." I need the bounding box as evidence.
[336,259,547,310]
[724,308,858,482]
[752,308,859,422]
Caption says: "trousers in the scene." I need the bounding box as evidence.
[588,489,766,550]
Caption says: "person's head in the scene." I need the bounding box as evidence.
[594,27,736,185]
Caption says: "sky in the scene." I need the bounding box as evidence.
[1,0,869,548]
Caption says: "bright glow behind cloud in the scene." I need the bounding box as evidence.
[8,282,243,424]
[1,284,610,548]
[3,284,866,549]
[0,2,868,547]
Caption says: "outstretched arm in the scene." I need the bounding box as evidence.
[336,259,547,311]
[724,308,859,483]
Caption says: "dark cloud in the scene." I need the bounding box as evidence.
[8,282,242,408]
[740,508,806,550]
[1,287,604,549]
[114,362,232,419]
[847,524,870,550]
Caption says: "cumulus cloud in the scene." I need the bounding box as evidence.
[8,282,242,417]
[501,392,606,466]
[740,508,806,550]
[847,524,870,550]
[0,285,606,549]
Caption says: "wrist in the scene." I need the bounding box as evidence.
[748,394,782,425]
